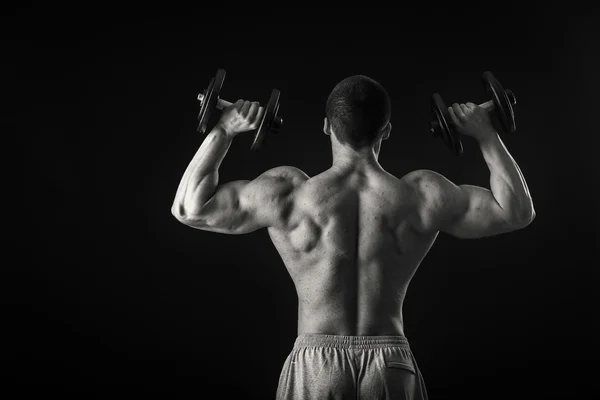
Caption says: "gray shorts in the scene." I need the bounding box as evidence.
[276,334,428,400]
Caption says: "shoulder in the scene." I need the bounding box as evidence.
[401,169,451,198]
[243,166,308,229]
[400,169,464,232]
[245,166,309,202]
[260,166,310,184]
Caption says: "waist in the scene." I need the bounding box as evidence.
[297,307,405,337]
[293,334,410,350]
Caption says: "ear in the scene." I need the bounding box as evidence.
[381,122,392,140]
[323,117,331,136]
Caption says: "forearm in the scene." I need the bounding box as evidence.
[172,125,234,218]
[477,131,535,223]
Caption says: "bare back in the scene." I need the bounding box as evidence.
[173,87,534,339]
[267,166,438,336]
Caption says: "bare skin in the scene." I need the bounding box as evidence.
[172,100,535,337]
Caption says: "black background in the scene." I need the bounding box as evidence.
[8,3,599,399]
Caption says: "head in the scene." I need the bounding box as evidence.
[324,75,392,152]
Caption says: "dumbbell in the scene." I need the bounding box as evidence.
[197,69,283,151]
[429,71,517,156]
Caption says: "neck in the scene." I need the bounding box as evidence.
[330,137,382,170]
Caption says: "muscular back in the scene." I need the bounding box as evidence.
[268,167,438,336]
[174,132,532,336]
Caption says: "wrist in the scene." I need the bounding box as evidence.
[475,129,499,145]
[215,123,236,139]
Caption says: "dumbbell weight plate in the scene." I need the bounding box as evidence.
[196,77,213,133]
[197,69,226,134]
[482,71,516,133]
[431,93,463,156]
[251,89,281,152]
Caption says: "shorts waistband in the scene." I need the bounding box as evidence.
[293,334,410,350]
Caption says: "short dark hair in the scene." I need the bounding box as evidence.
[325,75,391,149]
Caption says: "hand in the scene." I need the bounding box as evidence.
[217,100,264,137]
[448,102,495,141]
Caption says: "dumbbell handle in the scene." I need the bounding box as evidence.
[197,92,283,130]
[197,93,264,114]
[476,89,516,112]
[479,100,494,111]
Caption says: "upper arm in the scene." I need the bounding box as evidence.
[411,170,522,239]
[175,166,308,234]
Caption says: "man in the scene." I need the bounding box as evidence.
[171,75,535,399]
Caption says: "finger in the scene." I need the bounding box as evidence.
[250,106,265,130]
[240,100,251,117]
[466,102,477,109]
[230,99,244,112]
[448,106,461,127]
[256,106,265,123]
[460,103,470,114]
[452,103,467,120]
[248,101,260,121]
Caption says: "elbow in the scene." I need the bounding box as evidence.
[511,205,536,229]
[171,201,209,227]
[171,201,194,223]
[171,202,186,222]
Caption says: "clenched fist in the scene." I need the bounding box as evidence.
[448,102,496,141]
[218,100,265,137]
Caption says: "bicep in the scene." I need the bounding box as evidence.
[181,166,304,234]
[415,170,515,239]
[177,180,259,234]
[442,184,515,239]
